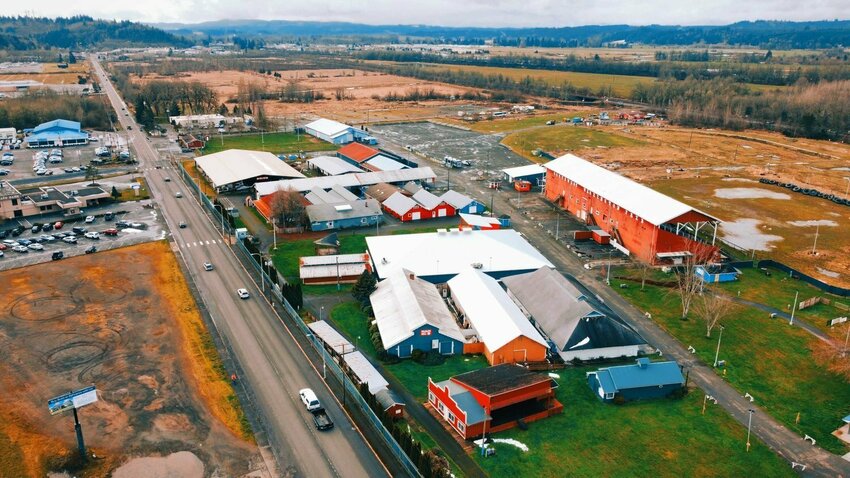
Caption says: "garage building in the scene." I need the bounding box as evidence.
[195,149,305,192]
[304,118,368,145]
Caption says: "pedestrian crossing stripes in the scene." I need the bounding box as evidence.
[183,239,223,248]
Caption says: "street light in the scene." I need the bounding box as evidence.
[746,409,755,452]
[790,291,799,326]
[713,324,725,368]
[250,252,266,293]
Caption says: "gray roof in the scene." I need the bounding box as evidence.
[375,388,405,410]
[594,359,685,394]
[365,182,403,202]
[439,190,475,209]
[434,380,488,425]
[306,199,382,223]
[255,167,436,195]
[502,267,645,351]
[196,149,305,188]
[307,155,364,175]
[342,351,390,394]
[412,189,444,210]
[382,191,418,215]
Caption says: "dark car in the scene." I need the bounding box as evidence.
[51,251,64,260]
[84,245,97,254]
[104,212,115,221]
[42,223,53,231]
[72,226,87,234]
[116,220,130,229]
[0,230,7,239]
[31,225,41,234]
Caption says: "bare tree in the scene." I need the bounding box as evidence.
[693,288,734,338]
[636,261,654,291]
[672,242,717,320]
[270,187,304,227]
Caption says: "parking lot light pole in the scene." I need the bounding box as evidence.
[746,409,755,452]
[790,291,799,326]
[713,324,725,368]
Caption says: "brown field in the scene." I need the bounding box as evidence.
[0,61,90,85]
[0,241,258,477]
[139,68,482,124]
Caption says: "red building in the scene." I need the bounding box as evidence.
[337,142,380,165]
[381,189,455,222]
[544,154,720,264]
[428,364,562,439]
[179,134,206,150]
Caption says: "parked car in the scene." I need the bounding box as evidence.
[72,226,87,234]
[42,223,53,231]
[62,236,77,244]
[54,221,64,229]
[27,243,43,251]
[84,245,97,254]
[116,220,130,229]
[30,225,41,233]
[203,262,214,271]
[52,251,64,260]
[0,250,4,258]
[236,288,250,299]
[0,243,6,250]
[17,239,31,246]
[104,212,115,221]
[103,228,118,236]
[12,245,28,253]
[84,231,100,240]
[85,215,95,223]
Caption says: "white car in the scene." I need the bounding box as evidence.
[84,231,100,240]
[175,192,183,198]
[40,235,56,242]
[299,389,321,411]
[85,215,95,223]
[203,262,214,271]
[12,245,28,253]
[62,236,77,244]
[236,288,250,299]
[27,243,44,251]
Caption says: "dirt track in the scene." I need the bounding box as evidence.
[0,242,258,477]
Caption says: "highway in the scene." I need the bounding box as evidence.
[89,55,390,478]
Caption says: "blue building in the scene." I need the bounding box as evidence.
[587,358,685,403]
[370,268,466,358]
[695,265,741,283]
[305,199,383,231]
[439,190,486,215]
[502,164,547,187]
[25,119,89,148]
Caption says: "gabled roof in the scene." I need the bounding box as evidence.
[402,182,422,195]
[370,268,465,350]
[364,154,408,172]
[305,199,382,223]
[502,267,645,352]
[314,232,339,247]
[433,379,488,425]
[255,167,437,195]
[383,191,419,215]
[365,182,403,202]
[593,359,684,394]
[337,142,380,162]
[448,268,547,352]
[307,320,354,356]
[305,184,358,205]
[412,189,444,210]
[305,118,352,138]
[307,155,363,175]
[195,149,305,188]
[343,351,389,394]
[452,363,552,397]
[375,388,405,409]
[459,213,501,228]
[502,164,546,180]
[439,190,475,209]
[33,119,80,133]
[544,154,719,226]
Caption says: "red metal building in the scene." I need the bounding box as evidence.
[544,154,720,264]
[427,364,562,439]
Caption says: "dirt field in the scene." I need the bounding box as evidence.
[0,61,90,85]
[139,68,480,123]
[0,242,258,477]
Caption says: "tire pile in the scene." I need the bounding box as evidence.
[759,178,850,207]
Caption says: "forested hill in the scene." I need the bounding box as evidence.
[158,19,850,49]
[0,16,192,50]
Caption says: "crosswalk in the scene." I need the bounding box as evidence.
[182,238,224,248]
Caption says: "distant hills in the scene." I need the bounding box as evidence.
[0,16,191,50]
[156,19,850,49]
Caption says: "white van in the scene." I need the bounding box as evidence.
[299,388,321,411]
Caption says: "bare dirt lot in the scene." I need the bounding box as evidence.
[0,241,258,477]
[138,68,482,123]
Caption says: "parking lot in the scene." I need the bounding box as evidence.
[0,131,130,181]
[0,199,165,271]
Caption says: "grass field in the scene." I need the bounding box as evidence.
[201,131,338,155]
[612,278,850,454]
[502,125,644,160]
[472,365,793,478]
[444,113,585,134]
[416,63,656,97]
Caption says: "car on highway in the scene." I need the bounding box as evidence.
[203,262,214,271]
[27,243,43,251]
[84,245,97,254]
[85,215,95,223]
[164,177,171,182]
[299,389,322,412]
[236,288,250,299]
[175,192,183,198]
[12,245,28,253]
[84,231,100,240]
[179,221,187,228]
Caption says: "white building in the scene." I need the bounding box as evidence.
[169,114,248,129]
[0,127,16,142]
[194,149,304,192]
[304,118,367,145]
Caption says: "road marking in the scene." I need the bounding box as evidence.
[205,240,211,245]
[185,243,191,248]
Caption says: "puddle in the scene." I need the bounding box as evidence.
[831,167,850,171]
[787,220,838,227]
[720,218,782,251]
[721,178,757,183]
[714,188,790,200]
[113,451,203,478]
[817,267,840,278]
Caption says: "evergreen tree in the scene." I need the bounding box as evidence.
[352,271,377,304]
[218,103,229,115]
[111,185,120,200]
[68,51,76,64]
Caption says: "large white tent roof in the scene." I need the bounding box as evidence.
[195,149,304,188]
[448,269,547,352]
[544,154,718,226]
[307,155,363,175]
[255,167,436,196]
[305,118,352,138]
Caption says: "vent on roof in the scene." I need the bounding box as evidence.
[40,193,49,200]
[381,257,388,264]
[636,357,650,368]
[470,262,483,269]
[334,204,353,212]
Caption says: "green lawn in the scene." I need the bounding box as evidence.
[201,131,338,155]
[613,279,850,454]
[329,302,376,358]
[387,355,489,402]
[473,365,793,478]
[503,126,644,160]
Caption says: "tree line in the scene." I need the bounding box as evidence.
[0,16,191,50]
[0,90,113,130]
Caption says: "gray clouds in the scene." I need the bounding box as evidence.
[10,0,849,26]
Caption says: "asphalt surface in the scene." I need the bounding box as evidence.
[90,56,390,478]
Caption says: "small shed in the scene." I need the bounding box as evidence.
[299,253,371,285]
[307,320,354,355]
[375,388,406,419]
[587,358,685,403]
[314,232,340,255]
[695,265,741,283]
[502,164,547,186]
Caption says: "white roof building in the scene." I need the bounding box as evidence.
[544,154,717,226]
[299,253,371,282]
[459,213,501,228]
[370,268,466,351]
[343,351,390,394]
[447,269,548,353]
[304,185,360,205]
[411,189,444,210]
[195,149,304,190]
[255,167,436,196]
[364,154,408,172]
[307,320,354,355]
[382,191,419,216]
[304,118,353,142]
[439,190,475,210]
[307,155,364,176]
[366,229,554,281]
[501,164,547,181]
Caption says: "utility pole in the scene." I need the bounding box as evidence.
[811,224,820,254]
[73,408,86,462]
[272,218,277,250]
[790,291,799,326]
[746,409,755,452]
[713,324,725,367]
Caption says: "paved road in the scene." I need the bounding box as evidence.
[90,55,391,478]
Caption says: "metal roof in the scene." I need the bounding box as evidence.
[375,388,405,409]
[502,164,546,180]
[307,155,363,175]
[365,182,403,202]
[593,359,685,394]
[305,199,382,223]
[544,154,719,226]
[307,320,354,355]
[305,118,352,138]
[367,229,554,280]
[370,268,466,350]
[300,253,370,266]
[412,189,444,210]
[343,351,390,394]
[434,379,488,425]
[453,363,552,396]
[33,119,80,133]
[382,192,418,215]
[255,167,436,196]
[337,142,380,162]
[195,149,305,188]
[305,184,358,205]
[448,269,548,352]
[459,213,500,228]
[364,154,408,172]
[439,190,475,209]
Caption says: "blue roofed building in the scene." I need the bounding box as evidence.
[587,358,685,403]
[25,119,89,148]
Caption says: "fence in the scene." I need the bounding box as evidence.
[758,260,850,297]
[177,162,420,477]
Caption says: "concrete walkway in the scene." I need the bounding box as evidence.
[729,297,833,343]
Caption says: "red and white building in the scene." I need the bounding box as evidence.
[544,154,721,264]
[381,189,455,222]
[428,364,562,439]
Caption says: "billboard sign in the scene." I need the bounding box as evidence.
[47,386,98,416]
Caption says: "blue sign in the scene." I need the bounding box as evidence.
[47,386,98,416]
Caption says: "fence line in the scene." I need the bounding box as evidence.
[758,260,850,297]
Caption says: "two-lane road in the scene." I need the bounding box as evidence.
[89,54,390,478]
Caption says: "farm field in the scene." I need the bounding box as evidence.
[0,61,90,85]
[201,131,338,155]
[0,242,256,477]
[613,277,850,454]
[502,124,644,160]
[138,68,481,124]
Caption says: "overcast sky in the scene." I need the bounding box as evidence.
[10,0,848,27]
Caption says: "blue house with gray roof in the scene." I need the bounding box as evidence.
[587,358,684,403]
